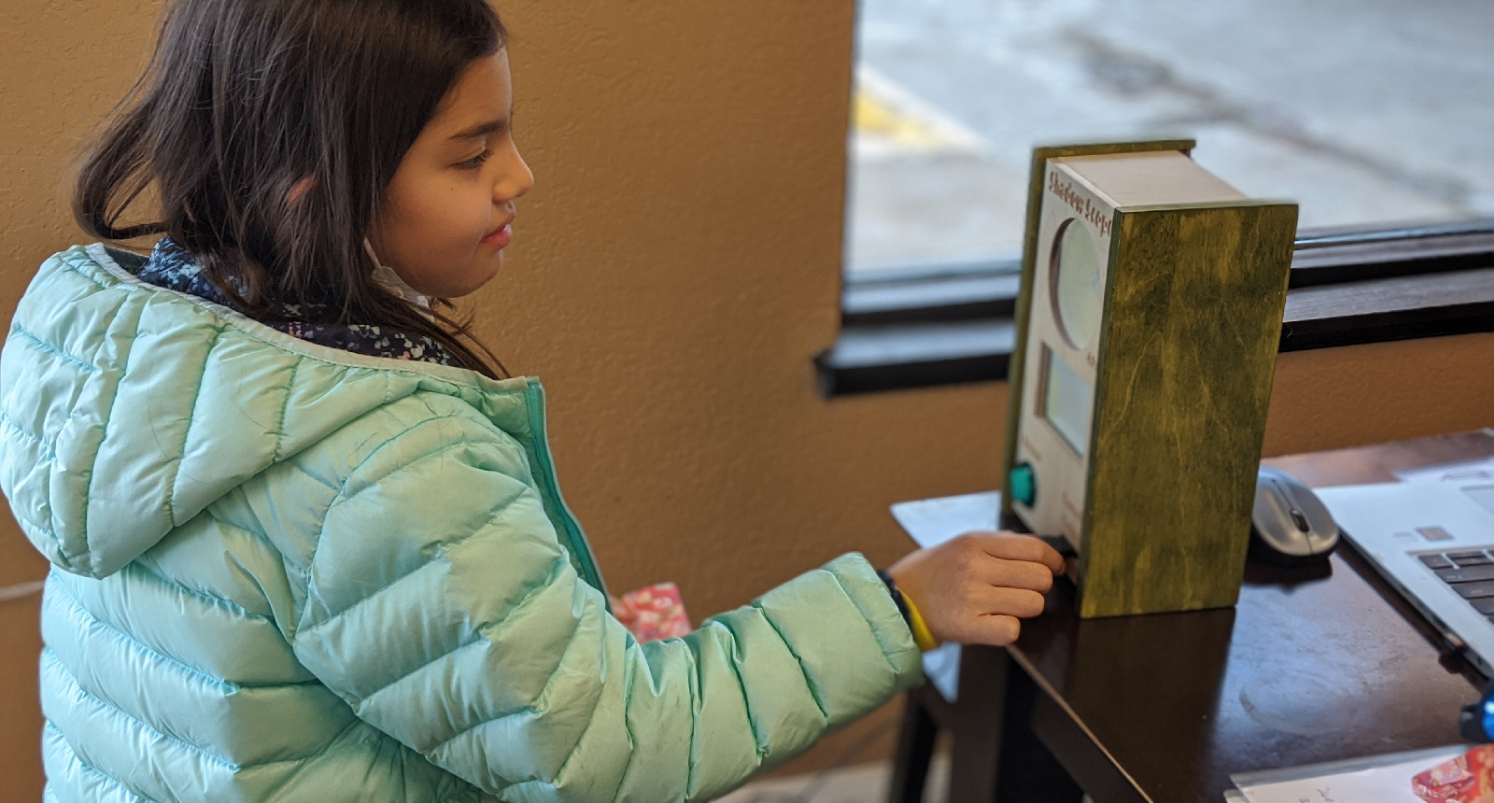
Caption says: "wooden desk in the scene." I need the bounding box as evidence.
[889,430,1494,803]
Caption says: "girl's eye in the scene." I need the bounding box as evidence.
[457,150,491,170]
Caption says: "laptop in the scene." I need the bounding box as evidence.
[1317,480,1494,676]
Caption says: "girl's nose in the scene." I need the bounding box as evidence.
[496,146,535,204]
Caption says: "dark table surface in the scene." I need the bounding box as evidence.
[1009,430,1494,803]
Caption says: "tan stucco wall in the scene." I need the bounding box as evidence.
[2,1,1491,797]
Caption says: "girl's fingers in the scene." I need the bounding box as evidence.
[974,558,1056,594]
[970,586,1046,619]
[968,532,1067,574]
[961,614,1021,646]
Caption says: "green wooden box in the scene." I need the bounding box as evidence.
[1000,141,1297,618]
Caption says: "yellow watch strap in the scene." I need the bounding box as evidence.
[902,593,940,652]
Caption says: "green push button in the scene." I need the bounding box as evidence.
[1009,462,1037,507]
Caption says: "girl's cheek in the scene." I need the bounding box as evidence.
[466,194,494,241]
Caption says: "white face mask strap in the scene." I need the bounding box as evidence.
[0,580,44,604]
[363,238,432,313]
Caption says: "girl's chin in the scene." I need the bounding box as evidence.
[443,254,503,298]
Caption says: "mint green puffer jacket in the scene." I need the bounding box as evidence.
[0,244,924,803]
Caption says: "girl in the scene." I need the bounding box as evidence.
[0,1,1064,801]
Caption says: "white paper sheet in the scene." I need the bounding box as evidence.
[1232,745,1467,803]
[1396,455,1494,485]
[889,491,1002,551]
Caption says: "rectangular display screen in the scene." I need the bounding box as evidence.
[1042,346,1093,457]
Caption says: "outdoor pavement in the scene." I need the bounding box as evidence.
[847,0,1494,276]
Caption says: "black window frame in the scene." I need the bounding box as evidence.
[815,220,1494,396]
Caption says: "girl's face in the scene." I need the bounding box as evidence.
[370,51,533,298]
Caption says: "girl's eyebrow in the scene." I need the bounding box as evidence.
[449,115,511,140]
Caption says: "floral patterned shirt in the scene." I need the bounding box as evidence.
[135,238,461,368]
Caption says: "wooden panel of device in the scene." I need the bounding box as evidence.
[1002,141,1297,618]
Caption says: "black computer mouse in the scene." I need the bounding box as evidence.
[1250,466,1340,566]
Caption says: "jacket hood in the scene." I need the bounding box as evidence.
[1,244,535,579]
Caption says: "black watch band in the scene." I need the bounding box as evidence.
[877,569,912,626]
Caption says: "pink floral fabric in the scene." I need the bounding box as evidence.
[1415,745,1494,803]
[611,583,692,642]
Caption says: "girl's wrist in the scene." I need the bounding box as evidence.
[902,592,940,651]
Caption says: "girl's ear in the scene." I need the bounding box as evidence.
[286,177,315,207]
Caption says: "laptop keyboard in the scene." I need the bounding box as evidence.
[1421,551,1494,616]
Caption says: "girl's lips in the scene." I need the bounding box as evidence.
[481,224,512,249]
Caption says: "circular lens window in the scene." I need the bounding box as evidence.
[1049,218,1103,350]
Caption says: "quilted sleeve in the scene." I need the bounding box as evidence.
[289,415,924,803]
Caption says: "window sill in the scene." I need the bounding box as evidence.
[816,222,1494,397]
[815,319,1016,395]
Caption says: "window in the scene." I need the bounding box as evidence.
[823,0,1494,395]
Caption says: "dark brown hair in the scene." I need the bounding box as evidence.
[74,0,509,377]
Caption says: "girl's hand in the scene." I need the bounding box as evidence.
[887,532,1065,647]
